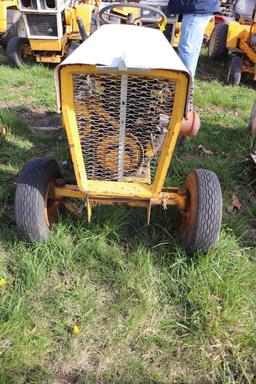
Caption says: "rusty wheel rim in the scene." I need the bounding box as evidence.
[20,44,32,63]
[44,180,59,228]
[179,172,199,239]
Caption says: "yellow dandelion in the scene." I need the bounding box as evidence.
[0,278,6,287]
[72,325,80,335]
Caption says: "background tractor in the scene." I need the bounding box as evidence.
[208,0,256,85]
[15,3,222,254]
[6,0,100,67]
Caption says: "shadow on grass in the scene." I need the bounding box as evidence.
[197,52,256,90]
[2,368,185,384]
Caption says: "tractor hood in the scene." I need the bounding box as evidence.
[55,24,191,113]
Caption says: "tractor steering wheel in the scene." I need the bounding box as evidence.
[99,2,167,31]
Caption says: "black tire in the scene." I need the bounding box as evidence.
[6,37,33,67]
[15,157,61,242]
[0,10,21,49]
[208,23,229,60]
[227,56,242,85]
[180,169,222,254]
[68,41,80,56]
[0,23,17,49]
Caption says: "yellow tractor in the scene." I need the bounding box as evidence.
[0,0,25,48]
[5,0,99,67]
[208,0,256,85]
[14,3,222,254]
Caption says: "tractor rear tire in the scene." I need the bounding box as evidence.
[227,56,242,85]
[208,23,228,60]
[68,41,80,56]
[0,10,22,49]
[15,157,62,242]
[6,37,32,67]
[180,169,222,254]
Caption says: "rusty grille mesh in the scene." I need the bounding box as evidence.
[73,73,176,183]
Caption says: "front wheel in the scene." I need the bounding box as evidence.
[179,169,222,254]
[6,37,33,67]
[15,157,62,242]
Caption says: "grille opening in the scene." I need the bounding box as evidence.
[46,0,56,8]
[21,0,37,9]
[73,73,176,183]
[26,14,58,37]
[220,2,233,17]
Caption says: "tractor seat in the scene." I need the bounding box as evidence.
[233,0,256,20]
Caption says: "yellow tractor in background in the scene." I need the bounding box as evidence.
[5,0,99,67]
[208,0,256,85]
[0,0,25,48]
[4,0,174,67]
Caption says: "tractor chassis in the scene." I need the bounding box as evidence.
[52,180,187,223]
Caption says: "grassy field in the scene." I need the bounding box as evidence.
[0,48,255,384]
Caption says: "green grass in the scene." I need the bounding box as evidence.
[0,50,256,383]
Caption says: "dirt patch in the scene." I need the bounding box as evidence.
[8,107,61,130]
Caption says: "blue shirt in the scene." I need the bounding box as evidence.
[166,0,220,15]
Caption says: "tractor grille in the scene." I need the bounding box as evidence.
[220,2,233,17]
[26,14,58,37]
[73,73,176,183]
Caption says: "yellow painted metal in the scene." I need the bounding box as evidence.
[59,65,189,200]
[60,69,88,191]
[87,179,153,198]
[226,20,256,78]
[226,21,248,49]
[204,16,215,40]
[239,38,256,65]
[65,8,72,26]
[0,0,17,33]
[72,3,95,37]
[35,54,61,63]
[53,183,187,209]
[152,74,188,195]
[21,2,98,64]
[158,16,167,32]
[172,21,181,48]
[30,39,62,51]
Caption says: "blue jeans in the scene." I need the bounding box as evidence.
[178,13,212,79]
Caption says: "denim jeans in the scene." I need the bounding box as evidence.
[178,13,212,79]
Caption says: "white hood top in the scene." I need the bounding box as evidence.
[55,24,191,110]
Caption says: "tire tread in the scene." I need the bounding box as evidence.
[15,157,61,242]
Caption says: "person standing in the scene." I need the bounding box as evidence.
[166,0,220,109]
[167,0,220,78]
